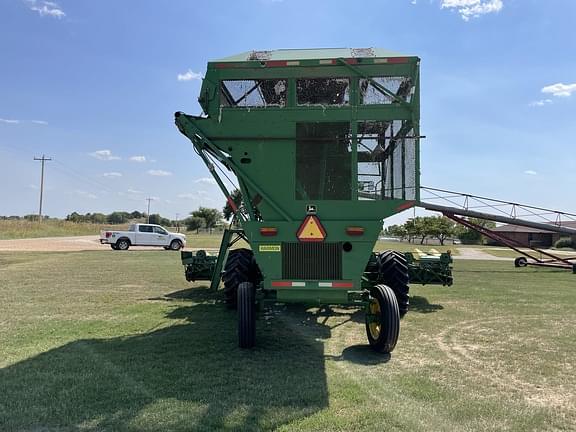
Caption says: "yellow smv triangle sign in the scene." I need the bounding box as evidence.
[297,215,326,242]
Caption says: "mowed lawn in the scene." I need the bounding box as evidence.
[0,251,575,431]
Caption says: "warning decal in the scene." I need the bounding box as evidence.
[259,245,281,252]
[296,215,327,242]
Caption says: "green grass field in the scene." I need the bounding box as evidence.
[1,250,574,431]
[0,220,127,240]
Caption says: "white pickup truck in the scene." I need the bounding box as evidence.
[100,223,186,251]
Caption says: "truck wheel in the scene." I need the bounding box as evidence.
[514,257,528,267]
[116,238,130,251]
[238,282,256,349]
[169,240,182,251]
[222,249,261,309]
[377,250,410,317]
[365,284,400,354]
[110,244,119,250]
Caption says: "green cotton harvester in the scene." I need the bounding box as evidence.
[175,48,452,352]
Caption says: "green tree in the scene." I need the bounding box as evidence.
[427,216,456,246]
[90,213,107,224]
[66,212,82,222]
[191,207,223,233]
[148,214,171,226]
[387,224,408,241]
[454,218,496,244]
[404,217,429,244]
[107,212,129,224]
[185,216,204,234]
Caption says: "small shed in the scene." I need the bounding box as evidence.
[489,221,576,247]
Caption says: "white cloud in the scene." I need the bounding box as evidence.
[177,69,202,81]
[524,170,537,176]
[148,169,172,176]
[178,193,201,199]
[89,150,121,161]
[129,155,146,162]
[102,172,122,178]
[541,82,576,98]
[0,118,49,125]
[529,99,552,107]
[75,190,98,199]
[441,0,503,21]
[194,177,217,185]
[127,188,143,194]
[26,0,66,18]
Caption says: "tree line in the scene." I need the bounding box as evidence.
[384,216,495,245]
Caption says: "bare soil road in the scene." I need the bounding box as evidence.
[0,236,169,252]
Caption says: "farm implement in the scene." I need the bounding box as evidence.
[182,247,453,287]
[174,47,574,352]
[420,187,576,273]
[175,48,426,352]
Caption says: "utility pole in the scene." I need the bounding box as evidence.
[175,213,180,232]
[34,155,52,221]
[146,197,153,223]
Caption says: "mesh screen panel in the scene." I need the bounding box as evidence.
[297,78,350,105]
[359,77,413,105]
[357,121,417,200]
[221,79,287,107]
[296,122,351,200]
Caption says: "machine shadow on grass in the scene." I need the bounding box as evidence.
[409,295,444,313]
[0,286,329,431]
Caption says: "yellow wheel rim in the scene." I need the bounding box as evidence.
[369,299,381,339]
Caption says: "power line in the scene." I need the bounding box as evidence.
[146,197,154,223]
[33,155,52,221]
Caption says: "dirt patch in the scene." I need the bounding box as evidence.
[0,236,172,252]
[455,248,511,261]
[435,316,576,410]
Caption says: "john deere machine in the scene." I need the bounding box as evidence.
[175,48,451,353]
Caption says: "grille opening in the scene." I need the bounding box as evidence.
[282,242,342,280]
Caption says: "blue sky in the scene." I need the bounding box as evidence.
[0,0,574,221]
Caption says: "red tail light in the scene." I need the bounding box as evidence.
[346,227,364,236]
[105,232,112,238]
[260,227,278,236]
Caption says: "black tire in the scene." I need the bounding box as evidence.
[222,249,261,309]
[377,250,410,317]
[365,284,400,354]
[238,282,256,349]
[169,240,182,251]
[110,244,118,250]
[515,257,528,267]
[116,238,130,251]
